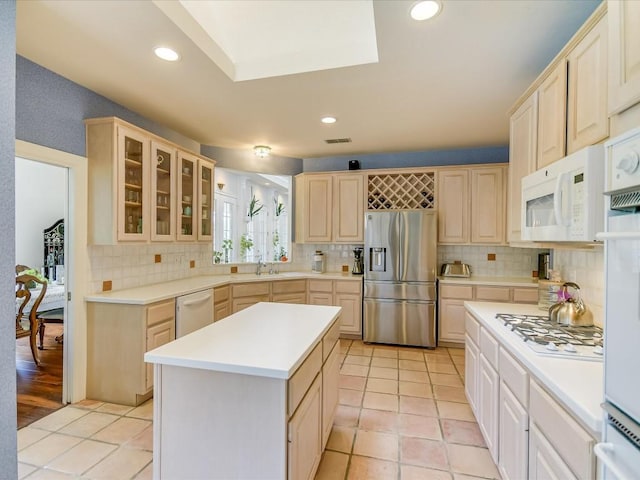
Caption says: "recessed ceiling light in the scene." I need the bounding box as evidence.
[410,1,441,21]
[321,116,337,124]
[154,46,180,62]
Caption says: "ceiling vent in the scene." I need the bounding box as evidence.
[325,137,352,144]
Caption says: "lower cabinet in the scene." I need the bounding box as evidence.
[499,381,529,480]
[87,299,176,406]
[231,281,270,313]
[272,279,307,304]
[213,285,230,321]
[464,333,479,414]
[308,278,363,337]
[288,374,323,480]
[529,423,577,480]
[478,352,499,463]
[322,342,340,448]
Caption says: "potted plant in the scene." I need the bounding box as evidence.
[247,194,263,219]
[222,239,233,263]
[213,251,223,264]
[239,234,253,261]
[279,246,288,262]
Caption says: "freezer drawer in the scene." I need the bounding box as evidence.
[364,281,435,301]
[363,298,436,348]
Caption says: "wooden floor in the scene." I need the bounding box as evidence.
[16,324,64,429]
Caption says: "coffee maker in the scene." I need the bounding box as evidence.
[352,247,364,275]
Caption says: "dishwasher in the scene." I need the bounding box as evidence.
[175,289,215,338]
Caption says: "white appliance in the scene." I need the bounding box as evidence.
[175,289,214,338]
[594,127,640,480]
[521,145,604,242]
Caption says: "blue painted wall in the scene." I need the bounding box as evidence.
[1,2,18,477]
[303,145,509,172]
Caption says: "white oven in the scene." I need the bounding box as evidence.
[595,127,640,480]
[521,145,604,242]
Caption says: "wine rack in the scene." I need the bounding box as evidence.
[367,172,436,210]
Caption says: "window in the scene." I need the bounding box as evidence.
[213,168,291,264]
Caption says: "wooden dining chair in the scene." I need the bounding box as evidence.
[37,308,64,350]
[16,274,47,366]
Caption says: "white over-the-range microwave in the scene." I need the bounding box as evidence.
[521,145,604,242]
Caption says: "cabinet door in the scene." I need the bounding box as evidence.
[334,293,362,335]
[464,334,479,415]
[529,423,578,480]
[508,92,538,243]
[499,381,529,480]
[333,173,364,243]
[438,299,466,344]
[150,141,176,242]
[288,374,322,480]
[305,175,333,243]
[567,15,609,154]
[437,169,469,243]
[609,0,640,114]
[145,318,175,391]
[177,151,197,241]
[471,167,505,244]
[118,126,150,241]
[309,292,333,306]
[272,292,307,304]
[213,301,230,321]
[322,343,339,449]
[537,61,567,168]
[231,295,270,313]
[478,353,499,462]
[197,158,214,241]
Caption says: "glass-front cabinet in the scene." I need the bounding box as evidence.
[198,159,214,241]
[118,126,149,241]
[177,152,197,241]
[85,117,215,245]
[151,141,176,241]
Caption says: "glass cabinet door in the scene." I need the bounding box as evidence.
[177,152,197,241]
[151,141,176,241]
[198,159,214,241]
[118,126,149,241]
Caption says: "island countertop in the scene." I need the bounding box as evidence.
[144,302,341,379]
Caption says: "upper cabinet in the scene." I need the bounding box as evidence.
[537,61,568,168]
[608,0,640,115]
[437,165,507,245]
[86,117,215,245]
[295,172,364,244]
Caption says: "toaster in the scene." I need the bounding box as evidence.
[440,262,472,277]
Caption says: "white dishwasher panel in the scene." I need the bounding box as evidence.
[176,289,214,338]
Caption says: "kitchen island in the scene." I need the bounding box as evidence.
[145,302,342,480]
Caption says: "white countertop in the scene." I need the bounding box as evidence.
[85,271,363,305]
[144,302,341,379]
[439,276,538,287]
[464,301,603,435]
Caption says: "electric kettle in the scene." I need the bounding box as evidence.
[548,282,593,326]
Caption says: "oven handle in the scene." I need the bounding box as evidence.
[594,442,631,480]
[596,232,640,240]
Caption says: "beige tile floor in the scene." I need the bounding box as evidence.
[17,340,500,479]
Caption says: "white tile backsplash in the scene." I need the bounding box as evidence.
[438,245,547,278]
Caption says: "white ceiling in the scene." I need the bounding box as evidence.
[16,0,600,159]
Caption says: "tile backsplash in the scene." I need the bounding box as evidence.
[438,245,546,278]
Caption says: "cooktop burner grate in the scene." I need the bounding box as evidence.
[496,313,603,347]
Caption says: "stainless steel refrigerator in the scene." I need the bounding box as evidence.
[363,210,437,347]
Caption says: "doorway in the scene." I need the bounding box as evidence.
[15,140,89,422]
[15,157,67,427]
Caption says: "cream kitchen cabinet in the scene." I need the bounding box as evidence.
[295,172,365,244]
[499,381,529,480]
[231,281,271,313]
[567,14,609,154]
[537,61,568,168]
[528,423,577,480]
[288,374,322,480]
[213,284,230,321]
[439,282,536,346]
[86,298,176,406]
[272,279,307,304]
[508,93,538,243]
[478,328,500,462]
[86,117,215,245]
[437,165,507,245]
[308,278,362,337]
[608,0,640,115]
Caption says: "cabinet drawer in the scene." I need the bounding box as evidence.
[272,293,307,304]
[529,380,595,480]
[232,282,270,298]
[475,286,510,302]
[322,319,341,362]
[147,299,175,327]
[480,327,499,370]
[308,279,333,293]
[335,280,361,294]
[272,279,306,294]
[499,348,529,407]
[213,285,230,303]
[465,312,481,345]
[288,343,322,416]
[440,284,473,300]
[512,287,537,304]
